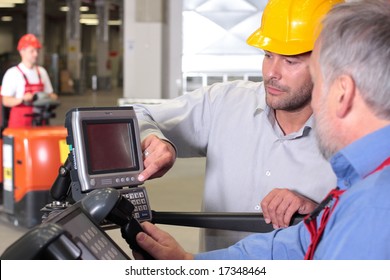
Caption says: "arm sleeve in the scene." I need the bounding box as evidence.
[317,207,390,259]
[1,69,18,97]
[133,85,222,158]
[195,222,309,260]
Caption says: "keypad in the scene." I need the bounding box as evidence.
[79,226,120,260]
[121,187,152,221]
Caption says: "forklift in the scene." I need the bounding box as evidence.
[0,94,67,228]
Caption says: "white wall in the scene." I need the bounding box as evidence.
[123,0,182,99]
[123,0,163,99]
[162,0,182,99]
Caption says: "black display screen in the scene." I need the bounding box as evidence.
[83,120,139,174]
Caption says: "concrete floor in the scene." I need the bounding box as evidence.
[0,88,206,258]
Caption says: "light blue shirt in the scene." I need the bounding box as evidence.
[133,80,336,250]
[195,125,390,259]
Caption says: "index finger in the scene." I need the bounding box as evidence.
[261,191,278,224]
[138,166,153,181]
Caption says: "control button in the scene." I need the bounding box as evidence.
[91,246,99,255]
[84,231,92,241]
[111,247,118,256]
[131,177,135,181]
[140,212,148,218]
[108,250,115,259]
[126,177,130,182]
[121,178,125,183]
[98,239,105,248]
[100,237,108,246]
[115,178,120,183]
[81,234,88,243]
[94,242,102,251]
[88,228,95,238]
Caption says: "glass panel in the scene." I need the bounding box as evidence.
[248,76,263,82]
[207,76,223,85]
[183,0,266,73]
[227,76,244,82]
[185,76,203,92]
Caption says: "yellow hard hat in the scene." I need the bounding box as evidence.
[247,0,344,55]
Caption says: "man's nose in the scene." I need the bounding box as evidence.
[264,58,282,80]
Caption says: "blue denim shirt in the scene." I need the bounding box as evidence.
[195,125,390,259]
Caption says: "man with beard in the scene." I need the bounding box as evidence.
[133,0,343,251]
[133,0,390,259]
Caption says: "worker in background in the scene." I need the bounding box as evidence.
[133,0,343,251]
[135,0,390,260]
[1,33,58,128]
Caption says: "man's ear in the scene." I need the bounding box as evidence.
[336,75,356,118]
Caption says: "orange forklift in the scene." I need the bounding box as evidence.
[0,95,67,228]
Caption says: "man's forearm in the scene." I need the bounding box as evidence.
[2,96,22,107]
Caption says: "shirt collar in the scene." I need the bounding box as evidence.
[330,125,390,190]
[254,83,267,115]
[18,62,36,73]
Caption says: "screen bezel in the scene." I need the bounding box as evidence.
[69,107,144,194]
[82,119,141,175]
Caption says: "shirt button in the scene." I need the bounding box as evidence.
[344,180,350,186]
[254,205,261,211]
[266,170,271,176]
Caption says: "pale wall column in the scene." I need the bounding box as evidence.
[117,0,124,87]
[96,0,111,90]
[66,0,81,91]
[162,0,182,99]
[123,0,164,99]
[27,0,45,65]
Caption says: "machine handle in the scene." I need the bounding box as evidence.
[151,211,304,233]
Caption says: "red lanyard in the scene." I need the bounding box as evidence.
[304,156,390,260]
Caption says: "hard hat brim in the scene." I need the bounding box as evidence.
[246,27,313,56]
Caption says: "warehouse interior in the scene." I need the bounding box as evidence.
[0,0,266,257]
[1,0,379,263]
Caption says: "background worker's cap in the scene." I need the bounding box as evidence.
[17,34,42,51]
[247,0,344,55]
